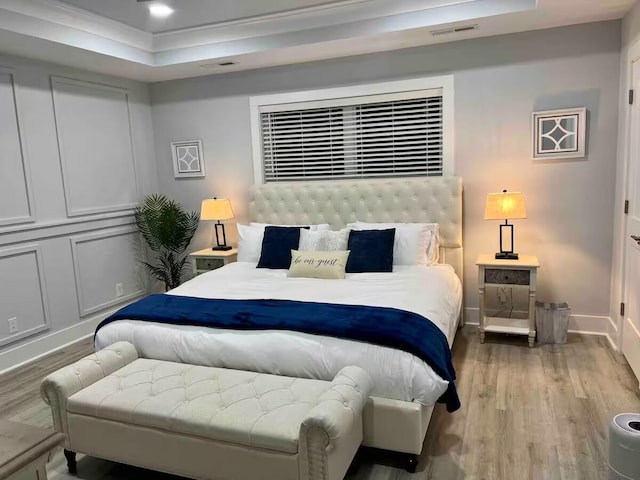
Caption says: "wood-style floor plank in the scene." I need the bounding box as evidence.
[0,328,638,479]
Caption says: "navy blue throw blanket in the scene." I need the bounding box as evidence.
[97,295,460,412]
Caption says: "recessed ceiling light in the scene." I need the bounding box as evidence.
[148,3,174,18]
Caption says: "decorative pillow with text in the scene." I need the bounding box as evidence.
[287,250,350,280]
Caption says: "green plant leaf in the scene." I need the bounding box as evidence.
[135,194,200,290]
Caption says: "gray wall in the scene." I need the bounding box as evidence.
[150,21,621,322]
[0,53,156,362]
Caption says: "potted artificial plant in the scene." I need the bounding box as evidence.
[135,194,199,291]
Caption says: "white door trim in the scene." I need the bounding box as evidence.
[617,40,640,362]
[613,40,640,351]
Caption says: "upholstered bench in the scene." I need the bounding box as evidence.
[41,342,371,480]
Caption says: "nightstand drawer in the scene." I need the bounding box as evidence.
[196,257,224,271]
[484,268,530,285]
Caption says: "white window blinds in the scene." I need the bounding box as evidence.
[259,89,444,183]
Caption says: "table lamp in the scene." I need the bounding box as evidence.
[484,190,527,260]
[201,198,234,251]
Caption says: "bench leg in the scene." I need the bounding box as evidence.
[404,453,418,473]
[64,449,77,475]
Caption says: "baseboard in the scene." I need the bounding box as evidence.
[567,313,610,335]
[463,307,615,348]
[463,307,480,326]
[606,316,620,352]
[0,299,140,375]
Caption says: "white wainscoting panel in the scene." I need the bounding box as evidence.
[0,213,136,247]
[0,244,50,347]
[51,76,139,217]
[0,299,141,375]
[70,227,144,317]
[0,67,34,226]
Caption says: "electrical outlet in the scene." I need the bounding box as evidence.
[8,317,18,334]
[116,283,124,297]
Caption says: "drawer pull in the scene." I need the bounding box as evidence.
[632,235,640,245]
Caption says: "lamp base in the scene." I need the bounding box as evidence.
[495,252,519,260]
[211,246,232,251]
[212,223,232,251]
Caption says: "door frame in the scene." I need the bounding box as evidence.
[616,40,640,351]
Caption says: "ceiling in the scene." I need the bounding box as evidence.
[57,0,346,33]
[0,0,634,83]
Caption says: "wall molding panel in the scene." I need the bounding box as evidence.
[70,226,145,317]
[0,212,135,248]
[0,54,156,369]
[0,244,50,347]
[0,66,35,227]
[0,299,141,375]
[51,76,139,217]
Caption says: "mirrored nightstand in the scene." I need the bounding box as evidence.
[476,254,540,347]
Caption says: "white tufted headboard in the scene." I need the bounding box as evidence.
[249,177,463,283]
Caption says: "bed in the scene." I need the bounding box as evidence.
[95,177,463,459]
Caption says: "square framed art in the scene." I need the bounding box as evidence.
[532,108,586,160]
[171,140,205,178]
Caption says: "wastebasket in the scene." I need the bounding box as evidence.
[536,301,570,344]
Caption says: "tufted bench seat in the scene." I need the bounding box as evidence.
[41,342,371,480]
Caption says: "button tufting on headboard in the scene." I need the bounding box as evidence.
[249,178,464,282]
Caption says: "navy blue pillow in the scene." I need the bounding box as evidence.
[257,226,307,269]
[346,229,395,273]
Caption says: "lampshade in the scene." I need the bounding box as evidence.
[200,198,234,221]
[484,191,527,220]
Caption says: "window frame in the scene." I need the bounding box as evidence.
[249,75,455,184]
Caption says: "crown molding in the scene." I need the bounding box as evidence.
[0,0,152,50]
[0,0,625,83]
[0,0,480,54]
[152,0,475,51]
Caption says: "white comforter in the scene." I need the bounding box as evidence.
[95,262,462,405]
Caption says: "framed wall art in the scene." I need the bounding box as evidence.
[532,108,586,160]
[171,140,205,178]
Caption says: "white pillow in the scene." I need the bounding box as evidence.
[425,223,440,264]
[237,224,264,263]
[348,222,438,265]
[353,222,440,265]
[250,222,330,231]
[299,228,349,251]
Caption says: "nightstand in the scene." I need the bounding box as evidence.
[189,248,237,276]
[476,254,540,347]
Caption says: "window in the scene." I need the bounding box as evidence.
[250,76,453,184]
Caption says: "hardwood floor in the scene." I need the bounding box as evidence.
[1,327,639,479]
